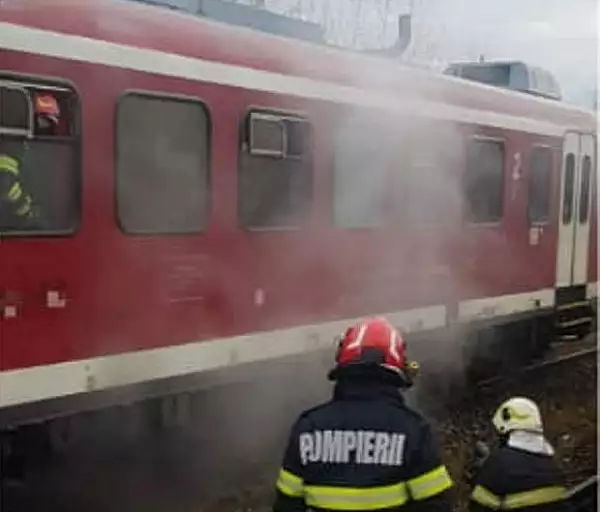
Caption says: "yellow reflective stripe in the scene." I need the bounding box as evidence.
[15,195,32,216]
[276,469,304,498]
[471,485,566,510]
[8,182,22,201]
[304,482,409,511]
[407,465,453,500]
[503,486,566,509]
[0,155,19,175]
[471,485,502,510]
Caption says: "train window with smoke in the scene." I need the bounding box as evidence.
[528,146,552,224]
[0,79,80,236]
[578,155,592,224]
[562,153,575,225]
[464,139,505,223]
[401,125,462,225]
[332,117,393,229]
[239,109,312,229]
[115,92,210,235]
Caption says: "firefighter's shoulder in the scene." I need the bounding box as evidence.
[492,444,565,483]
[302,390,426,422]
[291,400,331,430]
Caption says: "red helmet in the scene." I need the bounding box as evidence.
[330,317,418,385]
[34,93,60,126]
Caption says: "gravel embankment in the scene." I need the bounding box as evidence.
[438,338,597,511]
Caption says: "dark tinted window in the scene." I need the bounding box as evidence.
[457,64,511,87]
[579,155,592,223]
[239,110,312,229]
[562,153,575,224]
[0,87,30,132]
[528,147,552,223]
[464,139,505,223]
[0,81,80,235]
[116,93,210,234]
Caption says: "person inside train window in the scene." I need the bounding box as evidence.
[469,397,569,512]
[0,148,36,228]
[0,88,38,229]
[33,92,61,136]
[0,90,70,230]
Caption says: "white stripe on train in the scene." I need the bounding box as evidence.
[0,22,584,137]
[2,286,590,409]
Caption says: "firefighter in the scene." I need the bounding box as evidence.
[0,151,35,224]
[0,93,59,226]
[469,397,570,512]
[33,92,61,136]
[272,316,453,512]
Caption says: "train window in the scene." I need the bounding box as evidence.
[464,139,505,223]
[401,125,462,225]
[528,147,552,224]
[0,86,31,133]
[578,155,592,224]
[239,109,312,229]
[333,117,394,229]
[116,92,210,235]
[0,79,80,235]
[562,153,575,224]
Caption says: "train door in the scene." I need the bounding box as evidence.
[571,134,595,284]
[555,132,595,288]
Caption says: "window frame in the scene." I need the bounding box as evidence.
[238,105,313,232]
[114,89,212,236]
[247,111,287,158]
[527,144,554,226]
[463,135,506,227]
[0,72,82,238]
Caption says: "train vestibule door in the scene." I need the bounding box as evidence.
[555,132,595,289]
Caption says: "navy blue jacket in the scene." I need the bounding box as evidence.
[273,368,453,512]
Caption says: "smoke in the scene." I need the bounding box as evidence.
[0,2,547,503]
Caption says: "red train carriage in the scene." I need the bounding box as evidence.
[0,0,596,431]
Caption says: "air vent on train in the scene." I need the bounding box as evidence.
[443,60,562,101]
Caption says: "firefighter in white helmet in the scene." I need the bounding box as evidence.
[469,397,570,512]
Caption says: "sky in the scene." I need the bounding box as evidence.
[404,0,598,108]
[262,0,598,109]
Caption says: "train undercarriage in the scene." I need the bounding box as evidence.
[1,286,595,486]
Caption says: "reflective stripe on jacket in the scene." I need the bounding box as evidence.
[276,464,452,510]
[469,442,570,512]
[0,154,34,218]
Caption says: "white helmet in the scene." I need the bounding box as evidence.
[492,397,543,435]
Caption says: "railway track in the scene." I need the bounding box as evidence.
[439,335,597,512]
[476,344,597,389]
